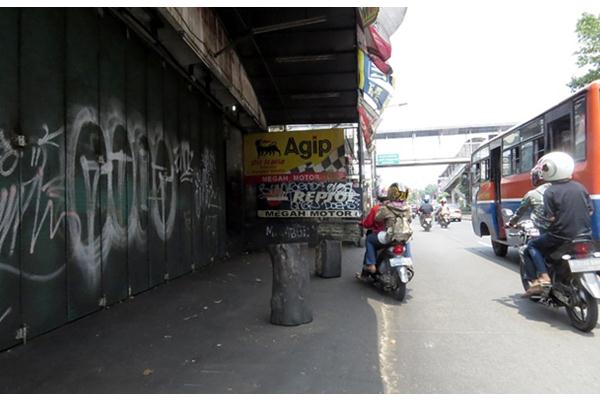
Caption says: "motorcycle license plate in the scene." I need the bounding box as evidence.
[568,257,600,273]
[390,257,412,268]
[527,228,540,237]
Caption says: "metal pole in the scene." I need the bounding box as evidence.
[357,125,364,212]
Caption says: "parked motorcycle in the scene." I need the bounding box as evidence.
[359,240,414,301]
[420,213,433,232]
[504,209,600,332]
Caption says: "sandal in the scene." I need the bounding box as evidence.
[355,272,370,282]
[521,284,543,298]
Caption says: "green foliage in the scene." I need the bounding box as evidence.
[437,191,450,201]
[568,13,600,91]
[423,184,438,197]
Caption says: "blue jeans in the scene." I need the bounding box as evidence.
[364,233,412,266]
[527,233,566,277]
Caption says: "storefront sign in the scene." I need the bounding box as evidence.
[257,182,362,218]
[243,129,346,182]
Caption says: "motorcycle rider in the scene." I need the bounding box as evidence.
[360,186,387,236]
[435,198,451,225]
[356,187,388,279]
[418,195,434,227]
[507,166,551,232]
[506,165,552,286]
[524,151,594,297]
[359,183,413,278]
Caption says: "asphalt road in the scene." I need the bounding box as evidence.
[377,219,600,393]
[2,218,600,394]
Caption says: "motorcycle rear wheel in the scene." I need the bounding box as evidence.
[566,288,598,332]
[392,270,407,301]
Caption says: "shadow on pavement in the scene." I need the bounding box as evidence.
[466,246,599,335]
[492,294,597,336]
[0,245,385,394]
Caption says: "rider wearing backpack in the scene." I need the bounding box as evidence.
[359,183,413,276]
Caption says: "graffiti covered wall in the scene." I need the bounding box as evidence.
[0,9,227,350]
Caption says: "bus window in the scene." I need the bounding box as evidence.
[534,136,545,163]
[502,150,511,176]
[471,163,480,184]
[512,146,520,174]
[481,158,490,181]
[521,118,544,141]
[502,131,520,148]
[520,140,534,172]
[550,115,572,153]
[574,98,586,161]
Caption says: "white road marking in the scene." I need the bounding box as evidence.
[478,241,492,247]
[368,300,400,394]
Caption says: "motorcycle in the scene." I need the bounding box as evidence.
[438,213,450,229]
[504,209,600,332]
[420,213,433,232]
[359,238,414,301]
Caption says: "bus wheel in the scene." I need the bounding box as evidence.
[492,240,508,257]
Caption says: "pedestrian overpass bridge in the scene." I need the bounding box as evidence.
[373,123,514,204]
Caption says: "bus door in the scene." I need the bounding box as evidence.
[489,139,506,240]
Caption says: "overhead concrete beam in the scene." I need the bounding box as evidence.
[159,7,267,130]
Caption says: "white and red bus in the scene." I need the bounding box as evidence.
[470,80,600,256]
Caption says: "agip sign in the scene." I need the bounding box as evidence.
[243,129,346,183]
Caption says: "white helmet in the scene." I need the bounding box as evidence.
[536,151,574,182]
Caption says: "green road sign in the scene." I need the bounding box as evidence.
[376,153,400,165]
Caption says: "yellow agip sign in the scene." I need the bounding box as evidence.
[243,129,345,177]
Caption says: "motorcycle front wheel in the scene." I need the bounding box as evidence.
[566,288,598,332]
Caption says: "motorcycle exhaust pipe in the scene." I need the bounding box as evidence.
[398,266,413,283]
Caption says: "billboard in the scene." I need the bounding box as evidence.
[257,182,362,218]
[243,129,346,183]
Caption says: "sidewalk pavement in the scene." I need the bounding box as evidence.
[0,244,388,394]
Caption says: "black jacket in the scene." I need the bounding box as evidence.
[544,180,593,239]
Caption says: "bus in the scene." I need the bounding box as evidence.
[470,80,600,256]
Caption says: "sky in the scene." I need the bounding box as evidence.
[375,1,600,190]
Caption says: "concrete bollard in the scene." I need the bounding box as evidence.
[268,242,313,326]
[315,239,342,278]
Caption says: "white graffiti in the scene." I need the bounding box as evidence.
[1,101,223,294]
[265,224,310,241]
[0,130,19,177]
[0,307,11,324]
[0,125,68,257]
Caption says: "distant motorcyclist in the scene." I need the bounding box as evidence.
[524,151,594,297]
[435,198,450,223]
[418,195,434,226]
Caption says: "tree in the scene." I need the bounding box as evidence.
[423,184,438,197]
[568,12,600,91]
[437,191,450,201]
